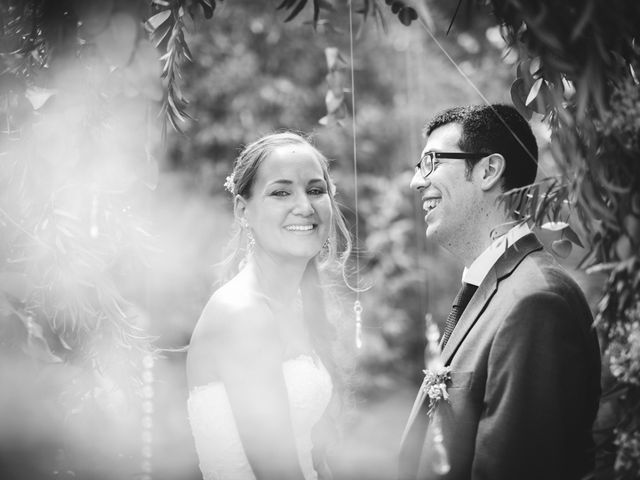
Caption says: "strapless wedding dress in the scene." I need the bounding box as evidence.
[187,354,333,480]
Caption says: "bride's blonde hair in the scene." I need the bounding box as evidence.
[219,130,353,389]
[221,130,352,280]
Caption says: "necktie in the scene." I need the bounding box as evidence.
[440,282,478,349]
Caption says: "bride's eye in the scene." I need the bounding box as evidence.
[271,190,289,197]
[308,187,326,196]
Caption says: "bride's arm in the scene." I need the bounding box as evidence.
[188,296,305,480]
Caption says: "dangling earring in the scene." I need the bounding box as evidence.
[241,219,255,255]
[239,219,255,270]
[318,237,331,263]
[246,228,255,255]
[324,237,332,255]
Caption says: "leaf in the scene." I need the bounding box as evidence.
[551,239,572,258]
[145,9,171,31]
[325,89,343,113]
[525,77,543,106]
[285,0,308,22]
[445,0,463,35]
[570,0,595,41]
[516,59,531,82]
[277,0,297,9]
[615,235,633,260]
[562,226,584,248]
[181,37,194,62]
[25,86,56,110]
[21,317,63,364]
[541,221,570,231]
[529,57,541,76]
[198,0,215,19]
[529,185,540,223]
[152,21,172,47]
[398,7,417,26]
[510,78,532,120]
[312,0,320,26]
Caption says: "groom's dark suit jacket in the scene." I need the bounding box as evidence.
[398,234,601,480]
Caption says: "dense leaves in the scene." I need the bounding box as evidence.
[1,0,160,477]
[3,0,638,478]
[486,0,640,476]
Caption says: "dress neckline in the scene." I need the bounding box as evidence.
[189,353,322,394]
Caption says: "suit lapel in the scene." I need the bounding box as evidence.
[441,234,543,365]
[399,375,430,446]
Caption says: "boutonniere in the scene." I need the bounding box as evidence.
[422,366,451,417]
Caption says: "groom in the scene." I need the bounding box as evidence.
[398,104,601,480]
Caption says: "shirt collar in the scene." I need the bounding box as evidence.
[462,223,531,286]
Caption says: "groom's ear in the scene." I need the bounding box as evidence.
[479,153,506,191]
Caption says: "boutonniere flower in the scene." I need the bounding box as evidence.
[422,365,451,417]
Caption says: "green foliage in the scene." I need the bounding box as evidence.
[8,0,637,477]
[485,0,640,476]
[0,0,161,476]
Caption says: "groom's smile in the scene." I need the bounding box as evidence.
[422,196,441,217]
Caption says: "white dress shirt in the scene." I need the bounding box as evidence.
[462,223,532,287]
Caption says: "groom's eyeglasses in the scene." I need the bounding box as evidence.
[415,151,487,178]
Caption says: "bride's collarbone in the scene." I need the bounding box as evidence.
[266,304,314,362]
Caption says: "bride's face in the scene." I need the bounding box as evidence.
[241,144,333,262]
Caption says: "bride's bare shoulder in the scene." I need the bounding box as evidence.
[192,278,274,341]
[187,277,280,385]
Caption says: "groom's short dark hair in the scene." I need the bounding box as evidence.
[424,104,538,191]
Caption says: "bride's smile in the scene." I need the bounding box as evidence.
[238,144,333,261]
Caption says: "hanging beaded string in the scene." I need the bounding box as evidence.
[140,352,155,480]
[347,0,363,349]
[89,190,99,239]
[424,313,450,474]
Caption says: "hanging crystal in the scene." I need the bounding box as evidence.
[89,193,99,238]
[431,420,451,475]
[424,313,450,475]
[140,352,155,480]
[424,313,441,370]
[354,300,363,349]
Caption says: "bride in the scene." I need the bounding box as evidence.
[186,132,352,480]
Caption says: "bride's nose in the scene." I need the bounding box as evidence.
[292,192,314,216]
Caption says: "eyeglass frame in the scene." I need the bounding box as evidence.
[415,151,488,178]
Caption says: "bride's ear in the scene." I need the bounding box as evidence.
[234,195,249,225]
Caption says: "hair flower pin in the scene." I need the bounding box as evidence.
[422,365,451,417]
[224,173,235,195]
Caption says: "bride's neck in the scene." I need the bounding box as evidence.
[245,254,308,306]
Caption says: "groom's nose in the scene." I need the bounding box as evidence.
[410,168,428,191]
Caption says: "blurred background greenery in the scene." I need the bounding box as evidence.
[0,1,611,479]
[144,2,603,479]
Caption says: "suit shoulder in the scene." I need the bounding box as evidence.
[502,251,596,336]
[513,250,587,300]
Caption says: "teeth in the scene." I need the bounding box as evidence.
[423,199,441,212]
[285,225,314,231]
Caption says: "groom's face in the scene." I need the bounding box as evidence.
[410,123,484,251]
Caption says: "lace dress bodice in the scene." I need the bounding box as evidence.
[187,354,333,480]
